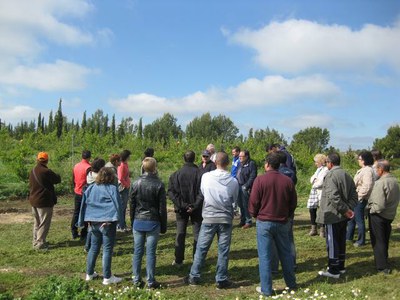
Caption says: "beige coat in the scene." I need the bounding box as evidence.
[354,166,374,201]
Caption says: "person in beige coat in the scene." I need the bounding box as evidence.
[346,151,375,247]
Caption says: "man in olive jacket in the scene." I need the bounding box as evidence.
[28,152,61,250]
[367,159,400,274]
[316,152,357,278]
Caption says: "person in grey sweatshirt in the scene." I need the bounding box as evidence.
[187,151,239,289]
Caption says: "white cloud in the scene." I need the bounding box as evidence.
[109,75,340,115]
[229,19,400,74]
[281,114,335,129]
[0,104,37,123]
[0,0,103,91]
[0,60,92,91]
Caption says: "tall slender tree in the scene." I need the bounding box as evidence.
[54,98,63,138]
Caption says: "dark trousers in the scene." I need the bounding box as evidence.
[325,220,348,274]
[71,194,87,237]
[369,213,392,270]
[309,208,317,225]
[174,211,202,264]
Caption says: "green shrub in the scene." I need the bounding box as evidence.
[25,275,167,300]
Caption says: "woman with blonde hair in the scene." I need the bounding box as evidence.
[131,157,167,289]
[307,154,329,236]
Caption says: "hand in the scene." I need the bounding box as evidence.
[344,210,354,219]
[186,207,193,214]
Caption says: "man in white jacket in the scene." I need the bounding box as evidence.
[187,152,239,289]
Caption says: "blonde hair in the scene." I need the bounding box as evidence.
[142,157,157,174]
[314,154,327,165]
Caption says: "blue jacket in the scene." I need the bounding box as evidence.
[231,156,240,178]
[77,183,123,227]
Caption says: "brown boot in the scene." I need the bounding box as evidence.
[319,226,325,238]
[308,225,317,236]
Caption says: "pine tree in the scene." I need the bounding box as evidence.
[48,111,54,132]
[111,114,116,144]
[54,98,63,138]
[137,117,143,139]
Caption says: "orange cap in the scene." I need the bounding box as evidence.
[37,152,49,161]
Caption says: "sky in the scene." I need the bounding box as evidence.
[0,0,399,150]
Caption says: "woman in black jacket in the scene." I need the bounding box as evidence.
[130,157,167,289]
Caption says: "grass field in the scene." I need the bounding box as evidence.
[1,196,400,299]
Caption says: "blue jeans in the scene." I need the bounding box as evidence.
[270,218,296,272]
[189,223,233,283]
[238,187,252,225]
[132,226,160,284]
[346,200,367,245]
[256,220,296,296]
[118,188,129,229]
[86,222,117,279]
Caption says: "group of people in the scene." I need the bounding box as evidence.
[27,144,399,296]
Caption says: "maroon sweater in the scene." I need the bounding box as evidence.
[249,170,297,223]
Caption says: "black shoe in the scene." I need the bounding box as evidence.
[133,280,145,288]
[147,281,161,289]
[184,276,200,286]
[216,280,233,289]
[378,269,391,275]
[72,231,79,239]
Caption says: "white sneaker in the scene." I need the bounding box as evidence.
[318,270,340,279]
[103,275,123,285]
[85,272,99,281]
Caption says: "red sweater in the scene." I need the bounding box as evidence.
[249,170,297,223]
[73,159,91,195]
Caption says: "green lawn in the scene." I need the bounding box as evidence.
[1,196,400,299]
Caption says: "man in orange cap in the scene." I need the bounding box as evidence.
[28,152,61,250]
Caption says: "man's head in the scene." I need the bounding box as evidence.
[82,150,91,160]
[266,143,279,153]
[215,152,230,170]
[232,146,240,158]
[326,153,341,170]
[371,149,383,162]
[376,159,390,177]
[277,151,287,165]
[239,150,250,164]
[201,150,211,163]
[183,150,195,163]
[37,152,49,164]
[144,147,154,158]
[142,157,157,174]
[264,153,280,171]
[206,144,215,154]
[120,149,131,162]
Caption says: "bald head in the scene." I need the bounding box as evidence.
[215,152,229,169]
[377,159,390,173]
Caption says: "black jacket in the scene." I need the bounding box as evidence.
[198,160,216,176]
[28,162,61,208]
[168,162,203,214]
[130,173,167,233]
[236,159,257,191]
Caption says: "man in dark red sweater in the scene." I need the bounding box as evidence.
[249,153,297,297]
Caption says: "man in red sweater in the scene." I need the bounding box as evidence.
[71,150,91,239]
[249,152,297,297]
